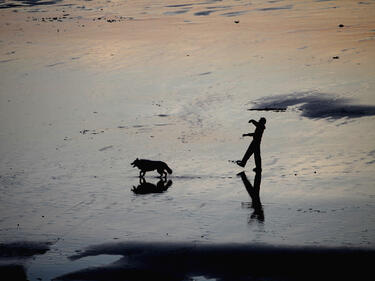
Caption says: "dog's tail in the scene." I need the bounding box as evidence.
[165,165,173,174]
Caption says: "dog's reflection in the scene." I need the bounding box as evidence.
[238,171,264,223]
[132,177,172,195]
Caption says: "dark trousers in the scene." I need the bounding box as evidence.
[241,141,261,168]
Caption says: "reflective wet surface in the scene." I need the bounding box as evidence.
[1,0,375,280]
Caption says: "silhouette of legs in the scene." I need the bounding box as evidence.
[237,142,262,171]
[242,142,255,165]
[253,148,262,172]
[237,142,254,167]
[157,169,168,179]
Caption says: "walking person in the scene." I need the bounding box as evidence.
[236,117,266,171]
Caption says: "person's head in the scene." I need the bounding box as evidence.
[259,117,266,125]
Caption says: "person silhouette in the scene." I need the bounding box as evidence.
[236,117,266,171]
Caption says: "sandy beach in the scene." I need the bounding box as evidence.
[1,0,375,280]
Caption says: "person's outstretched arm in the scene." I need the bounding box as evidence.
[243,133,254,137]
[249,119,259,126]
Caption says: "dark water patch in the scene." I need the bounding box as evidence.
[27,8,42,12]
[205,5,231,9]
[0,58,17,63]
[256,4,293,11]
[359,36,375,42]
[341,48,355,52]
[202,0,223,3]
[154,123,172,127]
[199,71,212,76]
[164,9,190,15]
[249,92,375,120]
[56,3,74,7]
[98,145,113,152]
[358,1,371,5]
[0,0,63,9]
[165,4,193,8]
[249,107,286,112]
[46,62,64,67]
[194,10,217,16]
[165,0,222,9]
[221,10,248,17]
[56,241,374,281]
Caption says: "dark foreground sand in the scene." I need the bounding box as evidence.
[0,241,51,280]
[54,242,374,281]
[1,241,374,281]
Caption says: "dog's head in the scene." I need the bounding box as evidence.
[131,158,139,167]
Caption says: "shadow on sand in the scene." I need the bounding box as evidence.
[54,241,374,281]
[0,241,51,281]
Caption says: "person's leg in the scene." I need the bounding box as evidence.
[254,146,262,171]
[239,142,255,167]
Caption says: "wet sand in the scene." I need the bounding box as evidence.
[1,0,375,280]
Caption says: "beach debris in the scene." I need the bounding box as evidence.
[80,129,90,135]
[234,20,240,24]
[94,16,133,22]
[333,56,339,59]
[80,129,104,135]
[338,24,344,28]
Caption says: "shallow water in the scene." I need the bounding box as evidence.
[1,0,375,279]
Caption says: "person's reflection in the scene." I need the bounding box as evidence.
[131,177,172,194]
[238,171,264,223]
